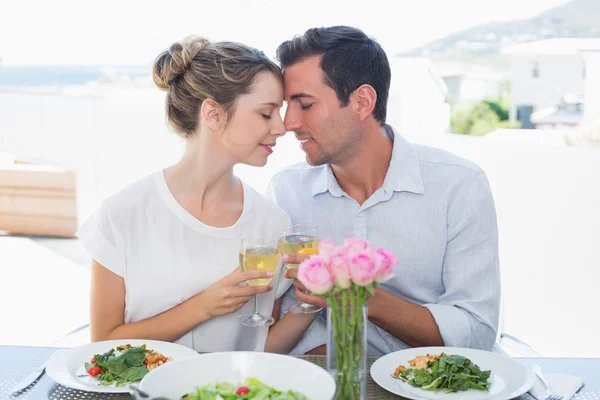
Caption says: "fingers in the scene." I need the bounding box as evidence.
[295,288,327,308]
[292,280,308,293]
[283,269,307,292]
[227,269,274,285]
[232,295,255,306]
[217,295,254,316]
[235,283,273,297]
[284,268,298,280]
[282,253,309,266]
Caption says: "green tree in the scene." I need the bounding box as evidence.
[451,96,520,136]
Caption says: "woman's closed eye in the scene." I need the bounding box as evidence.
[300,103,313,111]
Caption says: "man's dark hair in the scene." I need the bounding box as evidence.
[276,26,391,125]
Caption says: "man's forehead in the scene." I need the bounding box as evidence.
[283,58,324,96]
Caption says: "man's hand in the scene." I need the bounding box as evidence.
[282,253,310,270]
[283,254,328,308]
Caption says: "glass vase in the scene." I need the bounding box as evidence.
[326,290,368,400]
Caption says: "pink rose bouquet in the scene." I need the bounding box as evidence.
[297,238,398,399]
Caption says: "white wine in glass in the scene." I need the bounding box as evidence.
[277,235,319,269]
[279,224,323,315]
[239,248,280,285]
[238,236,280,328]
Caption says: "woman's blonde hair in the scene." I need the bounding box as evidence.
[153,36,283,138]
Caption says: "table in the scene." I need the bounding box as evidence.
[1,346,599,399]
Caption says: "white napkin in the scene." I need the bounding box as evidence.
[529,370,584,400]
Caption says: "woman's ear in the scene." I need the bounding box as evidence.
[200,99,225,131]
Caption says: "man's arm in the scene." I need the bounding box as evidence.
[289,278,442,347]
[421,171,500,350]
[367,289,443,347]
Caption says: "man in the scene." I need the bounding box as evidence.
[268,26,501,356]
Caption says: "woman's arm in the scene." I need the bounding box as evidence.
[90,260,273,342]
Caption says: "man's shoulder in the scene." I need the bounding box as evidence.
[412,143,484,178]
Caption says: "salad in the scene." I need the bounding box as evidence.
[84,343,172,387]
[181,377,309,399]
[391,353,491,393]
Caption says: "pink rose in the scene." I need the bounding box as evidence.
[297,256,335,295]
[329,250,352,289]
[318,239,339,261]
[374,248,397,283]
[344,238,374,258]
[349,250,378,286]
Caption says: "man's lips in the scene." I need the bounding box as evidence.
[297,137,314,149]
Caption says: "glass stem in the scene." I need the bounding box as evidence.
[253,294,259,315]
[302,290,311,305]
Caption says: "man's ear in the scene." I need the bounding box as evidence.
[351,84,377,121]
[200,99,226,131]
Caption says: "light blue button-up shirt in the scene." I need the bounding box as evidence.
[268,127,500,356]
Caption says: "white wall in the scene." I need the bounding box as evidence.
[510,54,586,111]
[583,51,600,121]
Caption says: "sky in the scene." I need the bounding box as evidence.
[0,0,572,65]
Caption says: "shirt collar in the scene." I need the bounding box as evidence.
[311,125,424,197]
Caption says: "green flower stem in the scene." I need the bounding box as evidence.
[349,288,357,400]
[329,293,343,381]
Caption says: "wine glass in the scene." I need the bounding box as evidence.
[278,224,322,314]
[238,236,281,327]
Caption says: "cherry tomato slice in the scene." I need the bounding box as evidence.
[236,386,251,396]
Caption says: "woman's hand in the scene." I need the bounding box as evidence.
[199,267,274,318]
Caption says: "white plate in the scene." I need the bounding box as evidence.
[370,347,536,400]
[46,339,201,393]
[140,351,336,400]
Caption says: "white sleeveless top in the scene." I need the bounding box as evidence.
[76,171,292,352]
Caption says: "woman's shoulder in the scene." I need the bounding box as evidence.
[97,172,161,218]
[76,172,162,274]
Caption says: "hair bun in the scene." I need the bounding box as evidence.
[153,36,210,90]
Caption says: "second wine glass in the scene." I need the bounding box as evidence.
[278,224,322,314]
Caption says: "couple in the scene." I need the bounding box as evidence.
[77,26,501,357]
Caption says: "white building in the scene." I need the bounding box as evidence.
[582,49,600,121]
[439,64,505,103]
[502,38,600,127]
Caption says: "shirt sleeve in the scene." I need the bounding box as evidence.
[75,201,126,277]
[423,171,501,351]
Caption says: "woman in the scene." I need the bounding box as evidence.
[77,37,316,353]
